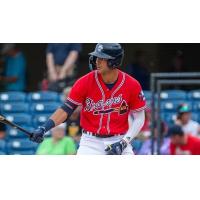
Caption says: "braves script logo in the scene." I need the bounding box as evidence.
[84,94,128,115]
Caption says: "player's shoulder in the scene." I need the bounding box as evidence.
[74,71,95,84]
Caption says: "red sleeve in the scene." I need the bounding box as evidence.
[170,143,175,155]
[129,79,146,112]
[67,77,86,106]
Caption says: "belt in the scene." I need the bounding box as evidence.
[82,129,124,138]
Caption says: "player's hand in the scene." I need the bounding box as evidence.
[105,139,128,155]
[29,127,45,143]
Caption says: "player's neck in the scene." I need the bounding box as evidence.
[101,69,119,84]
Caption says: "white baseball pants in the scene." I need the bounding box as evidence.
[77,133,134,155]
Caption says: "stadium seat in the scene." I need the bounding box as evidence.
[4,114,32,126]
[161,112,177,124]
[8,150,35,155]
[159,90,187,100]
[60,93,66,103]
[0,103,29,114]
[6,127,33,139]
[30,102,60,114]
[0,151,6,155]
[33,114,50,127]
[188,90,200,100]
[0,140,6,151]
[161,112,199,125]
[6,139,38,151]
[193,101,200,111]
[27,91,59,102]
[0,92,26,102]
[161,100,192,112]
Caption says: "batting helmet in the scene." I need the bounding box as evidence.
[88,43,124,70]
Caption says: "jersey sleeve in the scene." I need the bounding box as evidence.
[129,80,146,112]
[67,77,86,106]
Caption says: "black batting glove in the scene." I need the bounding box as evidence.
[105,140,128,155]
[29,127,45,143]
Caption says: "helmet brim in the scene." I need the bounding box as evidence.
[89,51,115,59]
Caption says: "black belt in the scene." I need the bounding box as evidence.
[82,129,124,138]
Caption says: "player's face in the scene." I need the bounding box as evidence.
[96,57,110,73]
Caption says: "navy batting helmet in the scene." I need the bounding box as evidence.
[88,43,124,70]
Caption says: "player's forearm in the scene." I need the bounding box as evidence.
[40,108,68,133]
[50,108,68,126]
[123,110,145,144]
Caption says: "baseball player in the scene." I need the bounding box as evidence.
[29,43,146,155]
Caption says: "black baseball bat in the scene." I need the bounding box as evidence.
[0,114,33,137]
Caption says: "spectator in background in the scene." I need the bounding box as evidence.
[126,50,150,90]
[175,103,200,136]
[0,44,26,91]
[0,123,6,140]
[45,43,82,92]
[36,123,77,155]
[67,106,82,149]
[168,125,200,155]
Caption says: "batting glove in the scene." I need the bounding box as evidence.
[105,139,128,155]
[29,127,45,143]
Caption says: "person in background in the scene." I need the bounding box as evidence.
[66,106,82,149]
[0,44,26,91]
[175,103,200,136]
[46,43,82,92]
[168,124,200,155]
[36,123,77,155]
[126,50,150,90]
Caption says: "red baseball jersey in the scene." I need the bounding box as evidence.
[67,69,146,136]
[170,135,200,155]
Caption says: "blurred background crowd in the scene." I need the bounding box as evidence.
[0,43,200,155]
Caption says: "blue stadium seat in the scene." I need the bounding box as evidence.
[143,91,152,100]
[60,93,65,103]
[0,151,6,155]
[6,127,33,139]
[7,139,38,152]
[188,90,200,100]
[191,113,199,122]
[0,140,6,151]
[193,101,200,111]
[33,114,50,127]
[27,91,59,102]
[0,92,26,102]
[0,103,29,114]
[161,112,177,124]
[4,114,32,126]
[161,100,192,112]
[162,112,199,125]
[160,90,187,100]
[30,102,60,114]
[8,150,35,155]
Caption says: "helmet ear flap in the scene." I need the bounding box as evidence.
[107,54,124,69]
[89,56,97,71]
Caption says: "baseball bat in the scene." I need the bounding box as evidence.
[0,114,33,137]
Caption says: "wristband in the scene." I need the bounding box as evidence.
[41,119,55,132]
